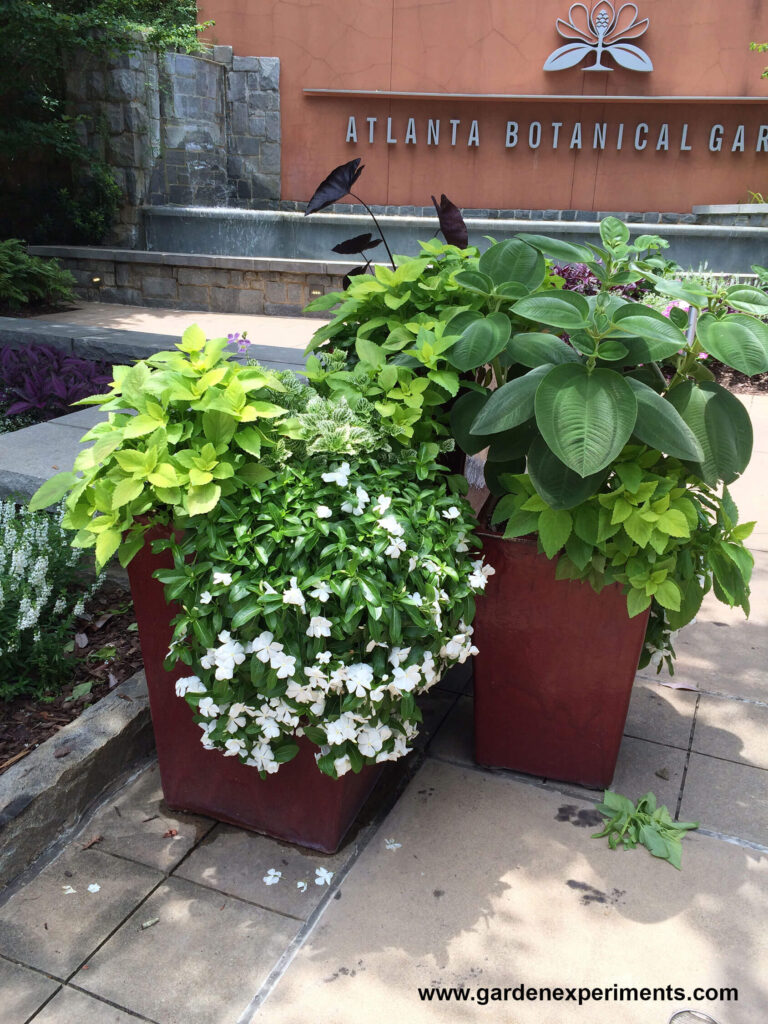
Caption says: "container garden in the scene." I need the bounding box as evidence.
[472,532,649,787]
[126,525,383,853]
[31,326,488,853]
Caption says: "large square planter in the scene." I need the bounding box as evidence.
[473,533,649,788]
[126,525,384,853]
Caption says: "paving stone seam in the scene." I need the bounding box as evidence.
[686,748,768,772]
[695,827,768,854]
[23,984,63,1024]
[622,729,691,752]
[636,675,768,707]
[674,692,701,820]
[63,982,162,1024]
[0,951,65,987]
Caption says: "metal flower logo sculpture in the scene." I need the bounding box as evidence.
[544,2,653,72]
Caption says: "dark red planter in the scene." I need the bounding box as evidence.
[473,533,649,788]
[126,524,383,853]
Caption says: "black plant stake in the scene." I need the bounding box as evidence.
[305,159,396,270]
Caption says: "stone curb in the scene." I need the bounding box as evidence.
[0,671,154,890]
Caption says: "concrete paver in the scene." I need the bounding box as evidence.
[30,985,146,1024]
[85,763,216,873]
[32,302,317,351]
[0,421,89,500]
[0,847,162,978]
[679,753,768,844]
[692,693,768,769]
[175,824,354,920]
[252,759,768,1024]
[0,955,60,1023]
[601,736,688,808]
[73,876,301,1024]
[623,678,697,749]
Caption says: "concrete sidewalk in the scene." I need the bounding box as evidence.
[0,311,766,1024]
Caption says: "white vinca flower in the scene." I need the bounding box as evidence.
[378,515,404,537]
[282,577,306,611]
[199,591,212,605]
[315,650,332,664]
[315,867,334,886]
[333,754,352,777]
[224,737,246,757]
[263,869,282,886]
[212,571,232,586]
[391,663,421,693]
[271,651,297,679]
[309,581,331,603]
[175,675,207,697]
[249,631,283,663]
[321,462,351,487]
[198,697,220,718]
[325,712,359,745]
[385,537,407,559]
[468,559,496,591]
[306,616,332,638]
[408,592,424,607]
[442,506,461,520]
[346,662,374,697]
[316,505,332,519]
[373,495,391,514]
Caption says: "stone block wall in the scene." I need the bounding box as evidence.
[65,44,281,247]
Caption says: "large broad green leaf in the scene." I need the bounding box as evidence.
[471,364,554,435]
[186,482,221,516]
[527,436,607,509]
[449,313,512,371]
[534,364,637,477]
[203,410,237,446]
[624,377,704,461]
[486,420,537,462]
[450,390,493,455]
[478,239,546,290]
[599,216,630,248]
[696,313,768,376]
[453,270,494,296]
[611,303,688,360]
[512,291,590,330]
[666,381,753,485]
[513,233,594,263]
[724,285,768,316]
[443,309,482,337]
[503,332,581,368]
[643,273,710,307]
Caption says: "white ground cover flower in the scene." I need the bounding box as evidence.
[212,571,232,586]
[442,506,461,520]
[282,577,306,610]
[321,462,351,487]
[316,505,332,519]
[309,581,331,603]
[175,675,207,697]
[306,616,332,638]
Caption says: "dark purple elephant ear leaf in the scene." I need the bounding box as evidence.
[331,233,382,255]
[431,193,468,249]
[305,158,365,215]
[342,266,370,289]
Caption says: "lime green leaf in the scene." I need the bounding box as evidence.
[96,529,122,567]
[654,579,682,611]
[624,511,654,547]
[29,471,78,512]
[428,369,460,396]
[112,477,144,509]
[235,427,263,457]
[538,507,573,558]
[534,364,637,477]
[626,588,652,617]
[186,483,221,516]
[600,216,630,248]
[148,463,180,488]
[179,324,207,352]
[355,338,386,368]
[656,508,690,538]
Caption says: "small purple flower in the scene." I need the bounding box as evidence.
[228,330,251,353]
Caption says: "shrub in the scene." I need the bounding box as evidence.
[0,500,103,700]
[0,241,76,312]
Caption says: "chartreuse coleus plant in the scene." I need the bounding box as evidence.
[156,374,492,779]
[592,790,699,870]
[28,325,290,567]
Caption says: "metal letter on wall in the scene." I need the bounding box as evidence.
[544,2,653,72]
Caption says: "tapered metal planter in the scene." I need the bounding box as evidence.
[473,533,649,788]
[126,524,383,853]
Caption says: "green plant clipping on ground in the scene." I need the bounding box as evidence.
[592,791,699,869]
[0,500,103,700]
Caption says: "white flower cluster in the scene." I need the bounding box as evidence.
[0,501,101,668]
[169,462,494,779]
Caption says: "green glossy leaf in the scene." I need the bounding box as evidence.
[453,270,494,296]
[611,303,688,359]
[450,390,493,455]
[724,284,768,315]
[484,458,526,497]
[624,378,704,461]
[29,471,78,511]
[186,482,221,517]
[696,313,768,376]
[355,337,386,368]
[486,420,537,462]
[599,216,630,248]
[513,233,594,263]
[449,313,512,372]
[596,340,629,362]
[471,365,554,435]
[478,238,546,290]
[504,332,581,368]
[534,364,637,477]
[527,436,607,510]
[666,381,753,484]
[512,291,590,330]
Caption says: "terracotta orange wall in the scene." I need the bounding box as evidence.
[199,0,768,210]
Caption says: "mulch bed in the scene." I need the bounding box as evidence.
[0,580,145,776]
[708,359,768,394]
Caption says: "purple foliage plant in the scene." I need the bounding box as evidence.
[0,344,112,420]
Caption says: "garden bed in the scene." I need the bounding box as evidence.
[0,579,143,775]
